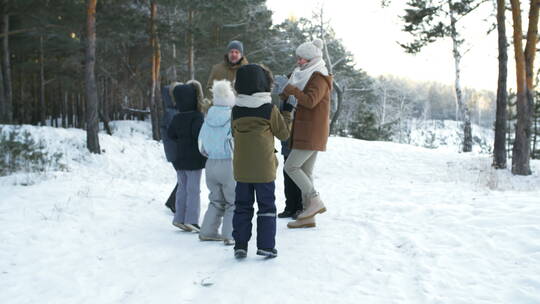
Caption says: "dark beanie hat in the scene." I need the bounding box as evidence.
[227,40,244,55]
[234,64,272,95]
[173,84,197,112]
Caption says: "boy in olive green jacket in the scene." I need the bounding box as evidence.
[231,64,295,259]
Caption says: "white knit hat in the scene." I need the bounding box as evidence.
[211,79,235,107]
[295,38,324,60]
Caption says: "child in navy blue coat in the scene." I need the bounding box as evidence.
[168,80,208,232]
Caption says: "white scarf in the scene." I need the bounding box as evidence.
[287,57,329,91]
[235,92,272,108]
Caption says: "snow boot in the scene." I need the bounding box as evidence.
[296,195,326,220]
[173,221,191,232]
[287,216,316,229]
[199,234,223,241]
[185,224,200,233]
[165,184,177,213]
[224,239,235,246]
[234,248,247,259]
[292,209,303,220]
[256,248,278,258]
[278,209,296,218]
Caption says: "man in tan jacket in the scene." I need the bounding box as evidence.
[206,40,249,99]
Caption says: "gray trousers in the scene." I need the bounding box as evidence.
[173,169,202,225]
[284,149,318,203]
[200,159,236,239]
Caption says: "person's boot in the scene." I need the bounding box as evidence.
[199,234,224,241]
[292,209,303,220]
[277,209,295,218]
[184,223,200,232]
[173,221,191,232]
[234,243,248,259]
[296,195,326,220]
[256,248,278,258]
[224,239,235,246]
[287,216,316,229]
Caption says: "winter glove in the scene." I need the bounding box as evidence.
[282,95,297,112]
[273,75,289,95]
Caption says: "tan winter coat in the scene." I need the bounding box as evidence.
[282,72,333,151]
[206,55,249,98]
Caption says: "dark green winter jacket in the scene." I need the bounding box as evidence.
[231,93,292,183]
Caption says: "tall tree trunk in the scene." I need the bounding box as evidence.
[171,7,178,81]
[2,6,12,123]
[85,0,100,153]
[0,49,4,124]
[68,92,74,127]
[149,0,161,140]
[493,0,508,169]
[187,8,195,80]
[100,77,112,135]
[39,34,46,126]
[449,0,472,152]
[380,86,387,128]
[19,69,25,124]
[62,91,67,128]
[510,0,539,175]
[172,43,177,80]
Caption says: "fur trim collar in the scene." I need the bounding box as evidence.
[235,92,272,108]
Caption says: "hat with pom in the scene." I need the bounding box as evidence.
[295,38,324,60]
[211,79,235,107]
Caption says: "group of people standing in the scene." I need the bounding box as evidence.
[161,38,332,259]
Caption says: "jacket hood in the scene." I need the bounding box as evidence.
[171,80,209,113]
[234,64,272,95]
[205,106,231,127]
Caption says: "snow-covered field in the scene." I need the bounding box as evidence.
[1,121,539,304]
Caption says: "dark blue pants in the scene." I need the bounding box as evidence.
[232,182,276,250]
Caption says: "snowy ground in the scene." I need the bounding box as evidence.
[1,121,539,304]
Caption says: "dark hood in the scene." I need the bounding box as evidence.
[173,84,197,112]
[234,64,271,96]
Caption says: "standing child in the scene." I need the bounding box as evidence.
[168,80,207,232]
[231,64,294,259]
[198,80,236,245]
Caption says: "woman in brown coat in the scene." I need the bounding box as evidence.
[275,38,333,229]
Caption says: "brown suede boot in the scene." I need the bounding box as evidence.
[296,195,326,220]
[287,216,316,228]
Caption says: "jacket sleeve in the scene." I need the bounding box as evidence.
[282,75,329,110]
[206,65,217,99]
[191,113,204,140]
[167,115,178,140]
[198,124,209,157]
[270,105,292,141]
[230,110,236,138]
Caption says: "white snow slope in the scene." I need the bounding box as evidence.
[1,121,539,304]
